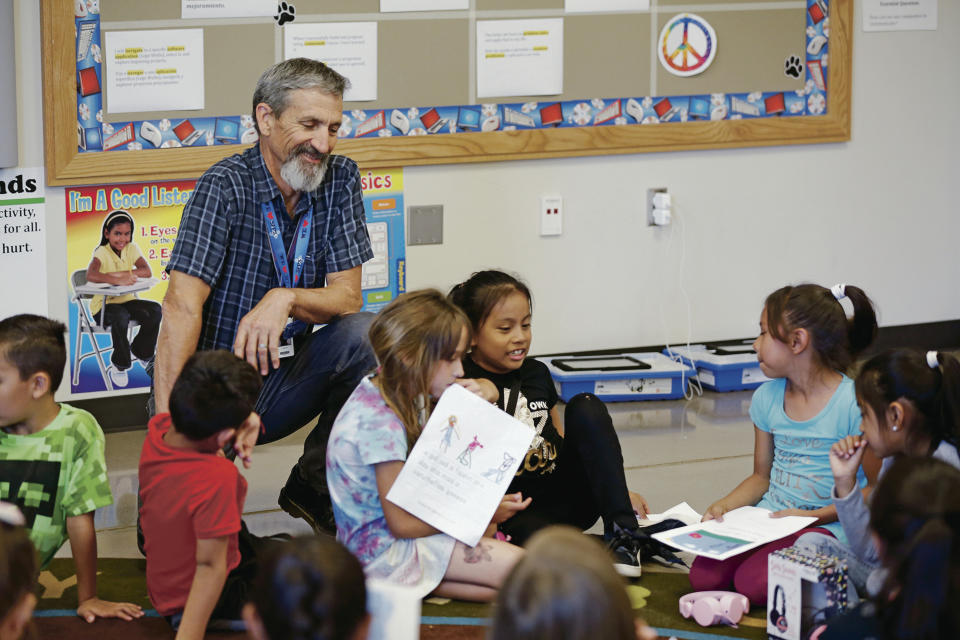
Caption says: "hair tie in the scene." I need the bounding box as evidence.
[0,502,25,527]
[830,283,847,301]
[927,351,940,369]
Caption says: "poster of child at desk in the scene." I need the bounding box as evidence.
[64,180,193,395]
[63,171,406,397]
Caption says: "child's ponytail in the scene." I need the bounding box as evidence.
[838,284,878,359]
[855,349,960,453]
[931,351,960,449]
[764,283,877,373]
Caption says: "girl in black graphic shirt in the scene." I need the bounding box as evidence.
[450,270,651,576]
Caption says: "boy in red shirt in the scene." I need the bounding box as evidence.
[138,350,261,639]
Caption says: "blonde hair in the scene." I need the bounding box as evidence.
[488,526,638,640]
[369,289,470,447]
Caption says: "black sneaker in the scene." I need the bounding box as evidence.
[607,523,643,578]
[278,467,337,537]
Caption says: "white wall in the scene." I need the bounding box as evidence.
[17,1,960,361]
[402,2,960,353]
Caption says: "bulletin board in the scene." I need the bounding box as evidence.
[42,0,852,186]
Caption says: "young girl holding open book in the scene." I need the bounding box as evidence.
[691,283,880,605]
[325,289,526,602]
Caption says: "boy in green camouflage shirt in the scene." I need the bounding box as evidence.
[0,314,142,623]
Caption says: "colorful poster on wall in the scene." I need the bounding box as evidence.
[360,168,406,313]
[65,180,194,396]
[65,173,402,395]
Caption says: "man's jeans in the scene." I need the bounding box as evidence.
[255,312,377,495]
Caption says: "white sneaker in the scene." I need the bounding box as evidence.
[109,366,129,388]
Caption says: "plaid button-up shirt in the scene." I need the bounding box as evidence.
[167,144,373,351]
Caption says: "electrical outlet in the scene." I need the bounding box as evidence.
[647,187,669,226]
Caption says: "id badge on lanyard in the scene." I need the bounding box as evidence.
[261,201,312,358]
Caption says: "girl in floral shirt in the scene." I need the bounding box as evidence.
[326,290,527,601]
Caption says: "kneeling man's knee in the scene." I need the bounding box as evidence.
[332,311,375,345]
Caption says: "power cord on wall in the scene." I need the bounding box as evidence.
[653,199,702,401]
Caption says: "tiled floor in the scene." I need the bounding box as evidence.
[60,389,757,558]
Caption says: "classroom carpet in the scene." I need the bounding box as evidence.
[35,559,767,639]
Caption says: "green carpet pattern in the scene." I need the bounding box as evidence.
[38,560,768,639]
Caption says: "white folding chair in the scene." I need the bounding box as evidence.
[70,269,139,391]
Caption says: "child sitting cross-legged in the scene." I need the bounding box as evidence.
[0,314,142,623]
[138,350,263,639]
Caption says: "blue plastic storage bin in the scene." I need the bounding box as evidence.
[662,345,770,392]
[539,352,696,402]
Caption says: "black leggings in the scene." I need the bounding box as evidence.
[499,393,637,545]
[98,299,161,370]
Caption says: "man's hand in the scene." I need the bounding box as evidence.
[233,288,294,375]
[491,492,532,524]
[830,435,868,499]
[77,597,144,623]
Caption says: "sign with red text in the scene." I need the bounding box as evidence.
[65,180,194,396]
[360,168,406,313]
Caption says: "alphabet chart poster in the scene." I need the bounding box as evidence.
[387,383,534,546]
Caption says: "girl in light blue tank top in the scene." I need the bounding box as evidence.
[690,283,879,605]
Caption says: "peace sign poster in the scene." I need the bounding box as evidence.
[658,13,718,78]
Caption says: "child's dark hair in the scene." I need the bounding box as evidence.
[0,314,67,392]
[870,456,960,640]
[856,349,960,453]
[168,350,262,441]
[98,210,135,246]
[488,526,638,640]
[0,509,38,640]
[449,270,532,330]
[369,289,470,447]
[764,283,877,373]
[249,536,366,640]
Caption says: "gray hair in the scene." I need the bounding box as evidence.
[252,58,350,133]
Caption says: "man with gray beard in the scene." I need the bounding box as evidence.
[155,58,375,535]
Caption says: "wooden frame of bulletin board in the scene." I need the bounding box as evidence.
[42,0,852,186]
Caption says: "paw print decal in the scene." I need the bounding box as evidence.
[784,55,803,79]
[275,2,296,26]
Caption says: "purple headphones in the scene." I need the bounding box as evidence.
[679,591,750,627]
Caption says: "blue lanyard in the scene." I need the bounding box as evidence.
[260,200,312,289]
